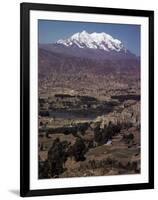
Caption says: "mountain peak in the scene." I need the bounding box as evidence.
[57,31,126,52]
[81,30,88,34]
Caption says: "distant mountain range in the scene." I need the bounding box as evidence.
[39,31,140,79]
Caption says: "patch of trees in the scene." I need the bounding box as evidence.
[44,122,90,136]
[79,158,140,174]
[39,97,47,104]
[121,122,133,129]
[118,160,140,173]
[123,133,134,144]
[80,157,118,170]
[39,110,49,117]
[111,94,140,102]
[93,122,122,145]
[79,95,97,102]
[39,137,88,179]
[39,138,70,178]
[76,122,90,135]
[70,138,87,161]
[55,94,76,98]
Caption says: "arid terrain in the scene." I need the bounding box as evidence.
[38,31,140,179]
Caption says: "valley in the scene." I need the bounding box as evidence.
[38,70,140,179]
[38,30,140,179]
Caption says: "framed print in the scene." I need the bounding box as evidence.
[20,2,154,197]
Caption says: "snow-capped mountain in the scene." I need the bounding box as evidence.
[57,30,126,52]
[39,30,139,79]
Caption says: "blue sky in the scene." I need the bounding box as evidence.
[38,20,140,56]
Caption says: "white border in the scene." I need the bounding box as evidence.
[30,10,149,190]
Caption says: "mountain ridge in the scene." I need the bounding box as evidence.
[39,43,137,62]
[38,47,140,79]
